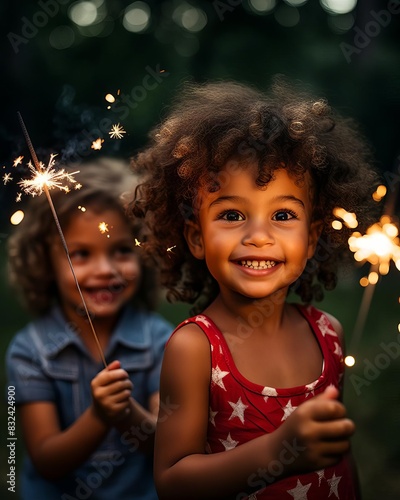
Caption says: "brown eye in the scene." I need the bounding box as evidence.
[219,210,244,221]
[273,210,297,221]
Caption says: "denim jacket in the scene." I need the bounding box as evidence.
[6,305,173,500]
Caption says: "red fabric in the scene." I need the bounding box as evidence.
[173,304,356,499]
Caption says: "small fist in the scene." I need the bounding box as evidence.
[279,385,355,473]
[91,360,133,425]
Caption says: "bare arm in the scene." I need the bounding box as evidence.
[154,325,355,500]
[20,401,109,481]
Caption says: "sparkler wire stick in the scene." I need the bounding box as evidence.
[17,112,108,368]
[349,167,399,354]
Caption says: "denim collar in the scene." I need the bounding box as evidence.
[39,306,151,360]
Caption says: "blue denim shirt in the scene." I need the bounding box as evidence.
[6,305,173,500]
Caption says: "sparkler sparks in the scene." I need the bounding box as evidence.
[109,123,126,139]
[91,138,104,150]
[135,238,141,247]
[98,222,109,234]
[18,154,79,197]
[3,173,13,184]
[348,215,400,274]
[13,156,24,167]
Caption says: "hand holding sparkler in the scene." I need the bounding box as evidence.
[91,360,133,425]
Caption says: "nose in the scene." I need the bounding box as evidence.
[242,219,274,248]
[94,254,116,275]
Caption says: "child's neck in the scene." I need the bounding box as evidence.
[204,289,288,337]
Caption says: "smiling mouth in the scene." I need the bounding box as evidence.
[239,260,277,270]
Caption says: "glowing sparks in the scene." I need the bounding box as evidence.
[75,183,82,190]
[105,93,116,103]
[3,173,13,184]
[167,245,176,253]
[135,238,141,247]
[16,193,22,202]
[13,156,24,167]
[109,124,126,139]
[344,355,356,367]
[348,216,400,275]
[10,210,25,225]
[91,138,104,150]
[372,185,387,202]
[333,207,358,229]
[18,154,79,197]
[98,222,109,234]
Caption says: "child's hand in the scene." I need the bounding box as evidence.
[278,385,355,474]
[91,360,133,425]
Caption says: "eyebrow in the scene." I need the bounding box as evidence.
[208,194,305,209]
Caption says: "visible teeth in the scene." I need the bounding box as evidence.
[240,260,277,269]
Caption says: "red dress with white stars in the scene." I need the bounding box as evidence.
[173,304,357,499]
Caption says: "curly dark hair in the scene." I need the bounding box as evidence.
[8,157,159,315]
[130,78,381,311]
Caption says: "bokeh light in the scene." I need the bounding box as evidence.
[10,210,24,226]
[49,26,76,50]
[320,0,357,15]
[248,0,276,14]
[123,2,151,33]
[173,3,207,33]
[344,355,356,367]
[69,1,98,27]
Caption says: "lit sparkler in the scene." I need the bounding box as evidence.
[17,112,107,368]
[333,182,400,359]
[348,216,400,275]
[109,124,126,139]
[18,155,79,197]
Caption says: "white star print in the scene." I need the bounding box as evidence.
[287,479,312,499]
[333,342,343,357]
[316,315,337,337]
[305,380,319,397]
[228,397,248,424]
[262,386,278,403]
[316,469,325,486]
[195,315,212,328]
[219,433,239,451]
[209,407,218,426]
[211,366,229,391]
[327,472,341,498]
[281,400,297,421]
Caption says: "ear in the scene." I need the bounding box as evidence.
[184,220,205,260]
[307,220,323,259]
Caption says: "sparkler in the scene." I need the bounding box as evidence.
[17,112,107,368]
[333,182,400,359]
[109,124,126,139]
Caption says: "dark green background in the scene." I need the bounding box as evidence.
[1,1,399,498]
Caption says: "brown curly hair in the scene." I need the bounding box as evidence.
[8,157,159,315]
[130,78,381,311]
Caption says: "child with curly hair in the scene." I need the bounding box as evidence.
[130,79,380,499]
[6,158,173,499]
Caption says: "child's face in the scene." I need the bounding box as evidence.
[185,165,321,301]
[49,206,140,322]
